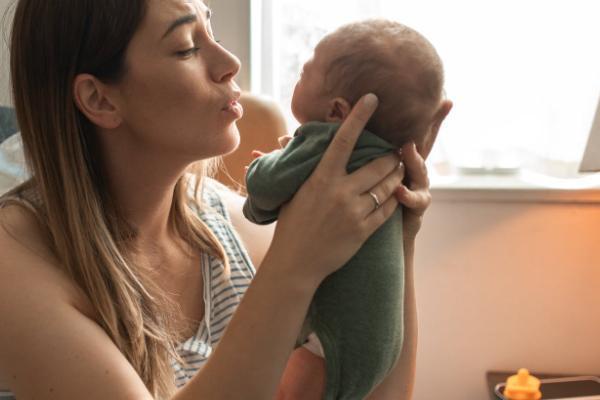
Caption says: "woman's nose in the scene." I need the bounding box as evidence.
[212,46,241,83]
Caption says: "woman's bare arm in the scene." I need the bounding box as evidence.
[0,202,311,400]
[0,204,319,400]
[0,205,155,400]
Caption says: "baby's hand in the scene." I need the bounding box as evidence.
[244,150,267,177]
[251,150,267,159]
[274,347,326,400]
[278,134,293,148]
[244,135,293,177]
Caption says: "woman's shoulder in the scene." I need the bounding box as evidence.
[0,203,150,399]
[0,201,97,320]
[0,199,54,263]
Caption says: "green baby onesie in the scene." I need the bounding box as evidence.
[243,121,404,400]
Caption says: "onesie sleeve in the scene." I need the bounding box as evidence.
[242,122,339,225]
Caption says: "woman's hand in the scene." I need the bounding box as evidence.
[394,142,432,241]
[263,93,404,288]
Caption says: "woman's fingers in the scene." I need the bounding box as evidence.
[401,141,429,190]
[396,141,431,211]
[396,184,431,213]
[359,163,404,238]
[358,167,404,219]
[252,150,266,159]
[362,190,400,239]
[348,152,404,194]
[393,141,432,239]
[316,94,379,174]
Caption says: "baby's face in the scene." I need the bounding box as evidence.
[291,41,332,124]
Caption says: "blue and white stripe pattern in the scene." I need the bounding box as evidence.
[0,177,256,397]
[172,178,256,387]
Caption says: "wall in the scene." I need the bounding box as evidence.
[413,193,600,400]
[209,0,251,90]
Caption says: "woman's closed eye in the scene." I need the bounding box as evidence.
[176,47,201,58]
[176,39,221,58]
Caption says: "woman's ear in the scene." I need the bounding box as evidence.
[325,97,352,123]
[73,73,122,129]
[417,99,453,160]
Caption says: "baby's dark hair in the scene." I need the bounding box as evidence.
[322,19,445,146]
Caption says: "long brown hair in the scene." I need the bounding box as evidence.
[6,0,229,397]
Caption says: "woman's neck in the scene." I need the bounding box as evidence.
[99,130,192,248]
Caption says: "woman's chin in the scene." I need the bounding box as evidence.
[214,125,241,157]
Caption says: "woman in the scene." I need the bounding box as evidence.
[0,0,435,399]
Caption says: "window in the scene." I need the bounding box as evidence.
[252,0,600,183]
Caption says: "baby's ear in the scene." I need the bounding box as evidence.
[325,97,352,123]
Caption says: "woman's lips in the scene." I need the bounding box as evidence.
[222,100,244,119]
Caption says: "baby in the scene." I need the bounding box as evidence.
[244,19,452,399]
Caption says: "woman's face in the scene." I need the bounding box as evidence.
[114,0,243,162]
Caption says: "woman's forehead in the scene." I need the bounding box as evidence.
[144,0,209,38]
[150,0,207,16]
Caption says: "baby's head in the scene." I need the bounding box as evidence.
[292,19,451,155]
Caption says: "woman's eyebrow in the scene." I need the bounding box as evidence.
[161,9,211,40]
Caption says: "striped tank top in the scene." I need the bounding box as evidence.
[0,177,256,398]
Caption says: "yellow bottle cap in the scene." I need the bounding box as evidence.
[503,368,542,400]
